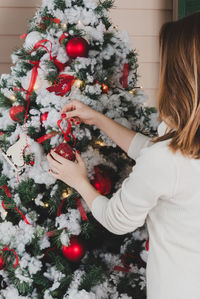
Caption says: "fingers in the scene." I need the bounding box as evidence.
[61,99,80,115]
[49,169,60,179]
[50,150,67,164]
[75,151,85,165]
[47,153,61,172]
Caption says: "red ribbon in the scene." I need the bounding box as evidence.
[31,39,53,61]
[1,185,32,225]
[120,63,129,89]
[75,198,88,221]
[20,33,28,39]
[57,119,76,146]
[114,254,140,273]
[2,245,19,268]
[57,196,88,221]
[37,132,57,144]
[59,33,69,44]
[145,238,149,251]
[57,197,67,217]
[0,185,12,198]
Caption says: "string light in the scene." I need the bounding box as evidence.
[62,189,71,199]
[102,83,109,93]
[75,79,83,88]
[61,23,67,30]
[96,140,107,147]
[34,81,40,91]
[10,95,16,102]
[44,203,49,207]
[32,198,35,201]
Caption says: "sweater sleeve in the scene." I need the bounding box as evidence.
[91,144,176,235]
[127,133,153,160]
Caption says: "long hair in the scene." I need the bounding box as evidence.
[153,11,200,159]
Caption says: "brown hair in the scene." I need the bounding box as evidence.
[153,11,200,159]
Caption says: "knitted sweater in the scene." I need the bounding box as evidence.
[91,122,200,299]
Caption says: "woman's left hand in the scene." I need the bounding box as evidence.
[47,150,89,189]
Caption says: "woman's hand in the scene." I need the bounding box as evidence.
[47,150,89,190]
[61,99,100,125]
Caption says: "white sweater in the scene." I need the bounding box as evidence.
[91,122,200,299]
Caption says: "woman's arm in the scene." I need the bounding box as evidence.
[61,99,136,154]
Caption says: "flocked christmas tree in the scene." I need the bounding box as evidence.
[0,0,159,298]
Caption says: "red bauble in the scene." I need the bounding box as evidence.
[9,105,25,122]
[53,141,76,161]
[92,166,112,195]
[47,75,75,97]
[62,236,85,262]
[40,112,49,125]
[0,255,4,270]
[66,37,89,59]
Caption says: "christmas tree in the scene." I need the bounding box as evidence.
[0,0,159,298]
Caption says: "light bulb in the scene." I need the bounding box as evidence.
[61,23,67,30]
[75,79,83,88]
[10,95,16,101]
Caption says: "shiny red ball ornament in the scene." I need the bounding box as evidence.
[102,83,109,93]
[9,105,25,122]
[40,112,49,125]
[62,236,86,262]
[53,141,76,161]
[92,166,112,195]
[0,255,4,270]
[66,37,89,59]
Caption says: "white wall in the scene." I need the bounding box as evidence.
[0,0,173,106]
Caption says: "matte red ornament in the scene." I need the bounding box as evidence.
[47,74,75,97]
[62,236,86,262]
[92,166,112,195]
[40,112,49,125]
[53,141,76,161]
[9,105,25,122]
[0,255,4,270]
[66,37,89,59]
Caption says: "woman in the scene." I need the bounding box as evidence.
[47,12,200,299]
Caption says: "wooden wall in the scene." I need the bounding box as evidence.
[0,0,173,106]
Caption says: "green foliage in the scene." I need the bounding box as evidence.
[95,0,115,14]
[54,0,66,11]
[0,92,12,108]
[17,179,42,204]
[79,265,106,291]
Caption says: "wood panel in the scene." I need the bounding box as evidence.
[143,88,158,107]
[0,0,41,7]
[131,36,160,63]
[0,63,12,75]
[0,36,22,63]
[114,0,173,10]
[138,62,160,89]
[0,8,36,35]
[110,9,172,36]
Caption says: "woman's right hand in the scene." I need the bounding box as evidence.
[61,99,99,125]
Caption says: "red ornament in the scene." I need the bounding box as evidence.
[40,112,49,125]
[53,141,76,161]
[145,238,149,251]
[92,166,112,195]
[62,236,85,262]
[9,105,25,122]
[66,37,89,59]
[47,74,75,97]
[0,255,4,270]
[102,83,109,93]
